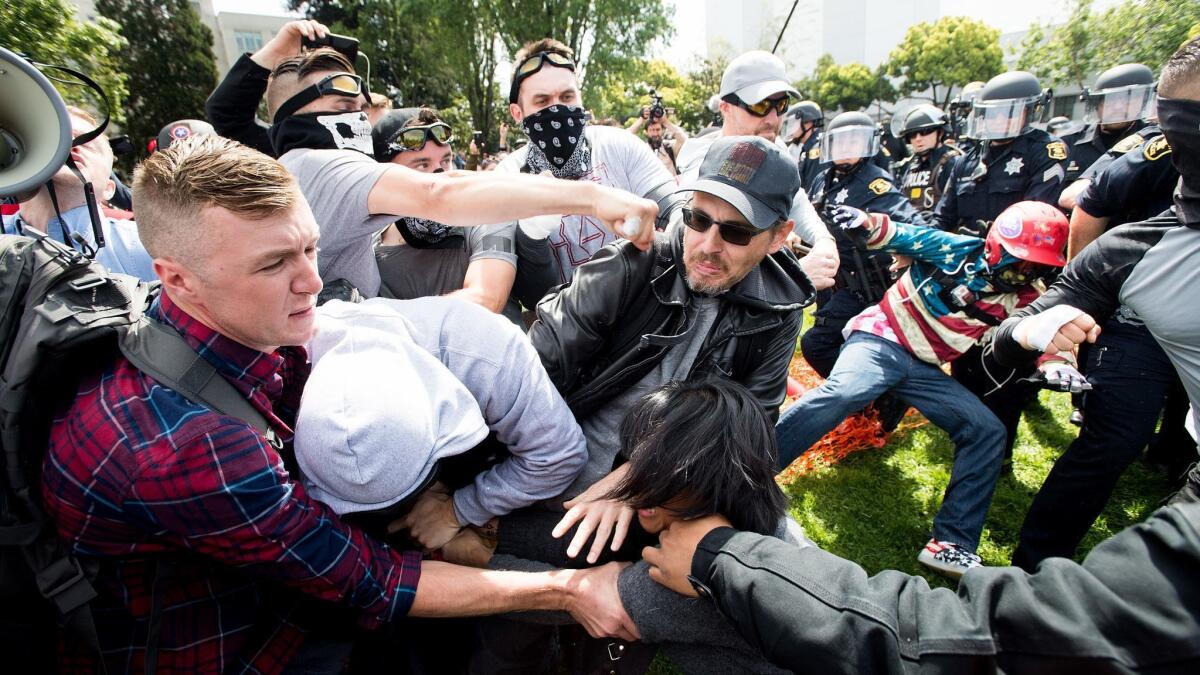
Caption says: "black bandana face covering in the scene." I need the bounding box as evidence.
[523,104,591,178]
[270,111,375,157]
[396,217,461,248]
[1156,96,1200,226]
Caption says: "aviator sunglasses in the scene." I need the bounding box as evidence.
[682,207,764,246]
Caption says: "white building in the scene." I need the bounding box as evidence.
[71,0,291,76]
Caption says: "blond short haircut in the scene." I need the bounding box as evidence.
[367,92,392,112]
[133,135,298,263]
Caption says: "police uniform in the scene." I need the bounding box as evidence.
[796,131,824,191]
[931,128,1069,237]
[1076,124,1163,189]
[800,161,925,377]
[894,144,962,215]
[1060,120,1147,184]
[1012,130,1188,571]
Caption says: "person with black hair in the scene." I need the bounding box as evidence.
[606,379,789,538]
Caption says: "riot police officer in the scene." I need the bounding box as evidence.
[783,100,826,190]
[800,111,926,378]
[932,71,1070,459]
[1058,63,1158,209]
[932,71,1068,237]
[1060,64,1156,189]
[893,105,961,215]
[948,80,985,143]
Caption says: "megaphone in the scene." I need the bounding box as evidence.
[0,47,73,200]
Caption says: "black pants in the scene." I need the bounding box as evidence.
[800,289,867,378]
[1012,320,1183,571]
[951,343,1040,459]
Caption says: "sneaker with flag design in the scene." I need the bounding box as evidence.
[917,539,982,579]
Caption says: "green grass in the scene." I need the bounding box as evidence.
[648,388,1173,673]
[783,388,1173,587]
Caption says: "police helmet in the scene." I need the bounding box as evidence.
[781,100,823,141]
[964,71,1050,141]
[1080,63,1156,125]
[820,111,880,163]
[900,104,948,139]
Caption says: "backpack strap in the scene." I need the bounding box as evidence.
[118,318,276,443]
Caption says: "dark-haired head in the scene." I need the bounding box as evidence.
[606,379,787,536]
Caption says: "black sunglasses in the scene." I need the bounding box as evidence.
[733,95,790,117]
[387,122,454,153]
[274,72,369,122]
[508,51,576,103]
[682,207,763,246]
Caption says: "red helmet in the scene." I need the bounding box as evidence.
[985,201,1069,268]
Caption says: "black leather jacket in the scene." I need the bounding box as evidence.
[529,222,814,423]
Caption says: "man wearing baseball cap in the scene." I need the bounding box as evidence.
[471,136,814,670]
[678,50,841,292]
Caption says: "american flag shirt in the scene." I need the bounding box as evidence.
[850,215,1043,366]
[43,291,421,674]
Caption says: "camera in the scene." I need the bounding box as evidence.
[648,88,666,120]
[300,32,360,64]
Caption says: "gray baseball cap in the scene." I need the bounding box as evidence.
[679,136,800,230]
[720,51,800,104]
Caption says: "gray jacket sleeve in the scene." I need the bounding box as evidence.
[789,188,833,244]
[691,502,1200,674]
[434,302,588,526]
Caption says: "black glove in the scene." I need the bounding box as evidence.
[955,219,988,239]
[825,204,870,246]
[317,278,363,306]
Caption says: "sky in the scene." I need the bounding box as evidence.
[210,0,1124,72]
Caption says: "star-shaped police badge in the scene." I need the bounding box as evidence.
[1003,156,1024,176]
[834,188,850,204]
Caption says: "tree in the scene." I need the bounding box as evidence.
[1018,0,1200,89]
[0,0,128,123]
[796,55,893,113]
[96,0,217,166]
[886,16,1003,107]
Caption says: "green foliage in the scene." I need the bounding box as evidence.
[292,0,673,150]
[1018,0,1200,88]
[96,0,217,169]
[0,0,128,124]
[795,55,894,113]
[886,16,1003,107]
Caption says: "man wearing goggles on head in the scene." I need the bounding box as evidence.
[931,71,1071,461]
[484,38,684,313]
[800,111,928,388]
[1058,63,1158,210]
[893,105,961,215]
[260,45,655,299]
[677,51,842,293]
[370,108,519,317]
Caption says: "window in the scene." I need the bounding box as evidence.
[235,31,264,54]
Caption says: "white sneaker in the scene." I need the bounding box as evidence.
[917,539,982,579]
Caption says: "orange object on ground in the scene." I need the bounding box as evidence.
[778,354,925,482]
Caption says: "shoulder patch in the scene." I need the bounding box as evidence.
[1143,135,1172,161]
[807,147,821,160]
[1111,134,1143,155]
[868,178,892,195]
[1046,141,1068,161]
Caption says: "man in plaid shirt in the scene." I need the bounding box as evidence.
[42,135,633,674]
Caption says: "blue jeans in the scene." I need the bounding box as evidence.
[776,332,1006,551]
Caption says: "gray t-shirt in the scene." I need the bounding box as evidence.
[569,295,721,498]
[376,222,518,300]
[279,148,394,297]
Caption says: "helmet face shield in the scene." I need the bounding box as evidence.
[1083,84,1156,125]
[965,97,1039,140]
[820,125,880,162]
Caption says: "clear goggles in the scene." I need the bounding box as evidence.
[819,126,880,162]
[1082,84,1156,125]
[964,96,1041,140]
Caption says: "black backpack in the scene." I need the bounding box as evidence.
[0,231,273,673]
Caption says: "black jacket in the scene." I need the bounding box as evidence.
[205,53,275,157]
[529,222,814,423]
[691,500,1200,673]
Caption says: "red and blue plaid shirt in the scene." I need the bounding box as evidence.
[43,291,422,674]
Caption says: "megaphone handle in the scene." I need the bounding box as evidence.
[83,183,105,250]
